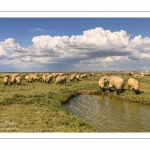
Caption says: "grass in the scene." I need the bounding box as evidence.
[0,72,150,132]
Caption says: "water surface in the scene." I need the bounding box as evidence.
[64,95,150,132]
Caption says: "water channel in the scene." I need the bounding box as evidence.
[64,95,150,132]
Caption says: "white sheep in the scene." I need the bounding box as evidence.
[98,77,107,91]
[70,74,76,82]
[46,74,53,83]
[80,74,87,79]
[55,76,66,85]
[10,75,16,85]
[108,76,125,94]
[127,78,140,94]
[75,74,80,81]
[3,76,9,85]
[16,76,22,85]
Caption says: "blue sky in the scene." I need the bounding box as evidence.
[1,18,150,72]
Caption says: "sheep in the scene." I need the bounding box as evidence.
[45,74,53,83]
[55,76,62,85]
[89,73,96,76]
[2,74,10,78]
[76,74,80,81]
[52,73,59,78]
[108,76,118,91]
[59,73,65,76]
[80,74,87,79]
[3,76,9,85]
[25,75,32,83]
[55,76,66,85]
[35,76,41,82]
[108,76,125,95]
[70,74,76,82]
[16,76,22,85]
[134,74,140,77]
[10,75,16,85]
[140,73,145,77]
[144,72,150,76]
[127,78,140,94]
[61,76,66,85]
[98,77,107,92]
[41,75,47,83]
[105,76,117,85]
[28,74,35,82]
[10,73,19,77]
[32,74,39,82]
[2,74,6,78]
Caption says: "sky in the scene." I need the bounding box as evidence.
[1,18,150,72]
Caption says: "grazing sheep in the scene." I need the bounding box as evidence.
[144,72,150,76]
[41,75,47,83]
[70,74,76,82]
[108,77,117,91]
[105,76,117,85]
[127,78,140,94]
[2,74,10,78]
[80,74,87,79]
[108,76,125,94]
[52,73,59,78]
[35,76,41,82]
[10,76,16,85]
[55,76,62,85]
[59,73,65,76]
[134,74,140,77]
[25,75,32,83]
[61,76,66,85]
[16,76,22,85]
[29,74,35,82]
[140,73,145,77]
[46,74,53,83]
[64,72,70,75]
[55,76,66,85]
[2,74,7,78]
[98,77,107,91]
[3,76,9,85]
[25,75,28,82]
[76,74,80,81]
[10,73,19,77]
[128,72,132,76]
[32,74,39,82]
[89,73,96,76]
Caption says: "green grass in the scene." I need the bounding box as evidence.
[0,72,150,132]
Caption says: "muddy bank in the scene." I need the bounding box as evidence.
[62,89,150,105]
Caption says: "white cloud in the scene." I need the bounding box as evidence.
[0,45,6,55]
[129,35,150,53]
[30,28,45,32]
[103,57,113,62]
[1,27,150,71]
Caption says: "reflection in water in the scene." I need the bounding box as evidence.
[64,95,150,132]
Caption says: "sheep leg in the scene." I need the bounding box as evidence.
[128,86,130,90]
